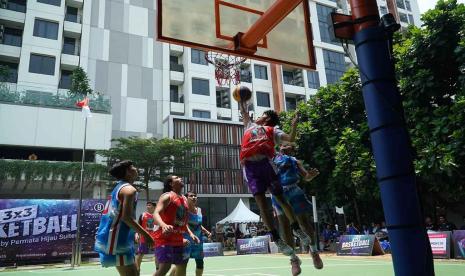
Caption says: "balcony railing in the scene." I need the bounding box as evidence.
[170,62,184,72]
[0,85,111,113]
[1,0,27,13]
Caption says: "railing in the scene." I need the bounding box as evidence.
[0,84,111,113]
[1,0,27,13]
[170,62,184,72]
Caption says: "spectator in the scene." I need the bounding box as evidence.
[362,225,370,235]
[425,216,437,231]
[235,226,243,240]
[380,221,388,233]
[322,224,334,250]
[347,223,359,235]
[437,215,457,231]
[460,216,465,230]
[371,222,380,234]
[249,223,258,237]
[216,224,224,244]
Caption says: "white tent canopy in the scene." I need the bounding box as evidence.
[217,199,260,224]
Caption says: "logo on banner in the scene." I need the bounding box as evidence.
[428,232,451,259]
[452,230,465,259]
[337,235,384,256]
[236,236,270,255]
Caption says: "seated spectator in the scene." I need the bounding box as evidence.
[347,223,359,235]
[371,222,380,234]
[249,223,258,237]
[322,224,334,250]
[362,225,370,235]
[437,215,457,232]
[425,216,437,232]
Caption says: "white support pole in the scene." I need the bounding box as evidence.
[312,196,320,251]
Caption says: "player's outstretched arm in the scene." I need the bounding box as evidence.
[239,100,251,127]
[297,160,319,182]
[280,112,299,142]
[119,186,154,247]
[201,225,212,239]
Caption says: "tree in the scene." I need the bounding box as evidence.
[98,137,202,199]
[69,67,93,97]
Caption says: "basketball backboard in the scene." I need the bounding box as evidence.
[157,0,316,70]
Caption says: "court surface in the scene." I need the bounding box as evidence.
[1,254,464,276]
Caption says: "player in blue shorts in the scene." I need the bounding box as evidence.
[271,142,324,273]
[94,160,155,276]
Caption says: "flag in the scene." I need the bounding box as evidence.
[76,97,92,118]
[335,206,344,215]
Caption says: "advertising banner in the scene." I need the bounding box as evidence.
[203,242,224,257]
[0,199,106,265]
[428,232,451,259]
[452,230,465,259]
[337,235,384,256]
[236,236,270,255]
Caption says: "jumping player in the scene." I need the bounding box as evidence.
[135,201,158,272]
[153,175,199,276]
[95,160,155,276]
[271,142,324,274]
[239,101,299,255]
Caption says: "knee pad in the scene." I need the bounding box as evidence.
[195,259,204,269]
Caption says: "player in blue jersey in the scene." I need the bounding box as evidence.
[95,160,155,276]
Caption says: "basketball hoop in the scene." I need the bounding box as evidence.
[205,52,247,86]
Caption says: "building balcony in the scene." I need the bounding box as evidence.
[170,102,184,114]
[170,68,184,85]
[66,0,83,8]
[63,20,82,37]
[61,53,79,68]
[170,62,184,72]
[170,44,183,54]
[0,43,20,58]
[217,107,232,119]
[0,7,26,24]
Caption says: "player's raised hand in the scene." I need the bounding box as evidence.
[161,224,174,234]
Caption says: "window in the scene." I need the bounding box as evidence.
[59,70,73,89]
[379,6,388,15]
[2,27,23,47]
[408,14,414,25]
[170,55,178,64]
[170,85,184,103]
[240,64,252,83]
[191,49,208,65]
[33,19,59,40]
[317,4,339,45]
[399,13,408,23]
[254,65,268,80]
[216,88,230,108]
[285,96,305,111]
[256,91,270,107]
[0,62,19,83]
[62,37,77,55]
[307,71,320,89]
[192,78,209,96]
[37,0,61,7]
[396,0,405,9]
[405,0,411,11]
[65,6,79,23]
[323,49,346,84]
[29,54,55,75]
[193,110,211,119]
[283,69,304,86]
[6,0,27,12]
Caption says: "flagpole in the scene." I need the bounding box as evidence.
[72,107,88,268]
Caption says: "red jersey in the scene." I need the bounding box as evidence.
[138,212,155,243]
[154,192,188,247]
[240,124,276,160]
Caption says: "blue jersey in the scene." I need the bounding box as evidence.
[94,181,137,255]
[184,207,202,242]
[273,154,300,186]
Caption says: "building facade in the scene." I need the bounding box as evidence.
[0,0,421,226]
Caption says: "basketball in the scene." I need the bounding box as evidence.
[233,86,252,102]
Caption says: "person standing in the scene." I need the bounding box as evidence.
[135,201,158,272]
[94,160,154,276]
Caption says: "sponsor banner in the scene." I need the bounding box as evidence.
[203,242,224,257]
[453,230,465,259]
[428,232,451,259]
[0,199,106,265]
[337,235,382,256]
[236,236,270,255]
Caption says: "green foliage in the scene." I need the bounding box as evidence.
[69,67,94,97]
[98,137,202,199]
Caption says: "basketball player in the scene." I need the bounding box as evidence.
[153,175,199,276]
[95,160,154,276]
[135,201,158,272]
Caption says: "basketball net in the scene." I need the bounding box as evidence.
[205,52,247,86]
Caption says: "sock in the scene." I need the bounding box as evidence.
[291,222,300,231]
[271,229,280,241]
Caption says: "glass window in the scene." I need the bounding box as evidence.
[399,13,409,23]
[254,65,268,80]
[170,85,183,103]
[65,6,79,23]
[286,95,305,111]
[379,6,388,15]
[62,37,77,55]
[323,49,346,84]
[33,19,59,40]
[405,0,411,11]
[283,71,293,85]
[396,0,405,10]
[7,0,27,12]
[408,14,414,25]
[0,62,19,83]
[29,54,55,75]
[216,88,230,108]
[193,110,211,119]
[59,70,73,89]
[307,71,320,89]
[192,78,209,96]
[256,91,270,107]
[170,55,178,64]
[37,0,61,7]
[317,4,339,45]
[3,27,23,47]
[191,49,208,65]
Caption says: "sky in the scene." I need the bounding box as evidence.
[418,0,465,14]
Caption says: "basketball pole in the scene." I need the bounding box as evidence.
[331,0,434,275]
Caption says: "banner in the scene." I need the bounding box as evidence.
[0,199,105,265]
[453,230,465,259]
[203,242,224,257]
[337,235,384,256]
[428,232,451,259]
[236,236,270,255]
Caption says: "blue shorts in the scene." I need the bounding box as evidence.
[184,243,204,259]
[99,253,135,267]
[272,184,312,216]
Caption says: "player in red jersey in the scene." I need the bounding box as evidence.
[135,201,157,272]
